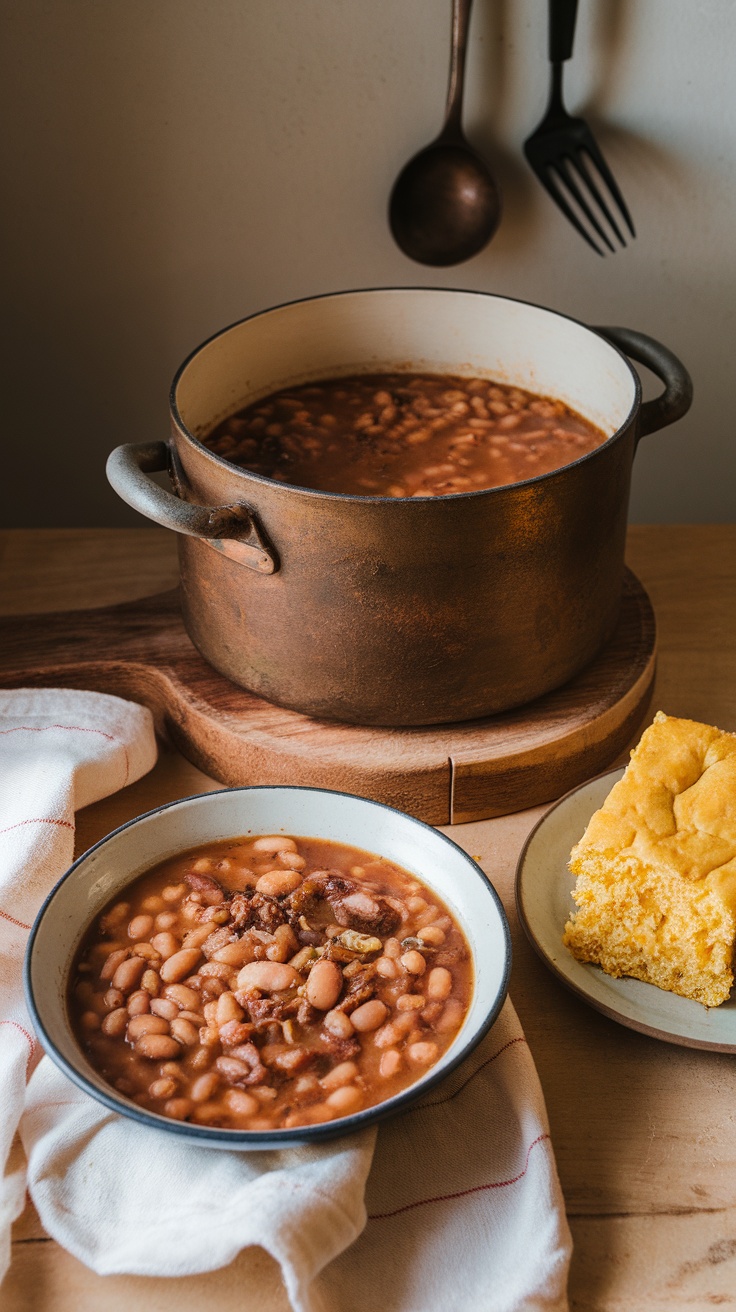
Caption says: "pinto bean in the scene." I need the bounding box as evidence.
[224,1088,259,1117]
[212,940,256,967]
[128,914,154,941]
[277,851,306,870]
[350,999,388,1032]
[141,968,160,996]
[161,883,187,904]
[190,1072,220,1103]
[171,1017,199,1046]
[126,989,151,1016]
[101,1007,128,1037]
[417,925,446,946]
[375,956,399,979]
[100,948,129,981]
[160,948,202,983]
[407,1041,439,1066]
[326,1085,363,1114]
[163,983,200,1011]
[236,962,301,992]
[151,931,180,960]
[252,836,298,853]
[321,1061,359,1090]
[216,991,244,1027]
[150,998,179,1021]
[255,869,302,897]
[163,1097,192,1119]
[400,950,426,976]
[379,1049,402,1079]
[323,1009,354,1039]
[136,1033,181,1060]
[112,955,147,994]
[396,993,425,1011]
[149,1077,178,1099]
[306,959,343,1011]
[127,1014,169,1040]
[427,966,453,1000]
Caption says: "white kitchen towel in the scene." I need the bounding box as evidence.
[1,687,571,1310]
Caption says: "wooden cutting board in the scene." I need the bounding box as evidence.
[0,569,655,824]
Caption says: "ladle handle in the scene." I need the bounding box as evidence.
[444,0,473,134]
[106,441,278,574]
[595,327,693,440]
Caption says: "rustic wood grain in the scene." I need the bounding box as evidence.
[3,526,736,1312]
[0,567,655,825]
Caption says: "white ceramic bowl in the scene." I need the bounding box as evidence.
[25,786,511,1148]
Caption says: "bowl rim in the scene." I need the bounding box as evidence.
[24,783,512,1147]
[168,284,641,506]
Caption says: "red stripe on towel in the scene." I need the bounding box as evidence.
[0,1019,37,1077]
[413,1034,528,1112]
[368,1134,551,1220]
[0,723,130,785]
[0,908,32,930]
[0,817,74,837]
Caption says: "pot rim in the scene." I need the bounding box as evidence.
[169,286,642,504]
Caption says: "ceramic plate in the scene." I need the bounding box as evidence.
[516,768,736,1052]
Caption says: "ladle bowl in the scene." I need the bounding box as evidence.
[388,0,501,266]
[389,137,501,267]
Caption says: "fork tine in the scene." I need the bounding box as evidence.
[580,139,636,239]
[571,150,625,245]
[537,165,604,255]
[555,156,617,252]
[532,165,603,254]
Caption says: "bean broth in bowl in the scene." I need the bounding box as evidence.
[203,372,606,497]
[69,834,472,1131]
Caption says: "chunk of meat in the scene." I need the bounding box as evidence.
[216,1042,268,1086]
[230,891,287,934]
[318,1032,361,1062]
[289,872,400,937]
[260,1043,314,1075]
[184,871,225,904]
[336,964,376,1014]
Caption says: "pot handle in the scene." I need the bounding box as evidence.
[106,441,278,575]
[594,326,693,439]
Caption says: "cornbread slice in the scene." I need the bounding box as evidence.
[563,712,736,1007]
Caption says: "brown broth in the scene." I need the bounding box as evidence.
[69,835,472,1131]
[203,371,607,496]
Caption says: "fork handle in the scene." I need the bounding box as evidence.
[595,327,693,440]
[549,0,578,63]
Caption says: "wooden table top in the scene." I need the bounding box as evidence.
[3,525,736,1312]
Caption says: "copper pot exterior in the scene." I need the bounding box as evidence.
[107,292,692,727]
[170,420,634,726]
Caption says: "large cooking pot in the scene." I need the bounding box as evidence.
[107,289,692,726]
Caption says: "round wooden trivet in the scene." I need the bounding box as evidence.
[0,568,655,824]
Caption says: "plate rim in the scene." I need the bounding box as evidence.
[515,767,736,1054]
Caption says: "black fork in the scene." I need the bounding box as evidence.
[523,0,635,254]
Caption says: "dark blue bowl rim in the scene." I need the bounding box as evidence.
[24,783,512,1148]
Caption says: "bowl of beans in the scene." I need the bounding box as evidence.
[107,288,691,725]
[25,785,510,1146]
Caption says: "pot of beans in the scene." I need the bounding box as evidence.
[106,289,692,725]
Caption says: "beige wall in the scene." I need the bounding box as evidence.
[1,0,733,526]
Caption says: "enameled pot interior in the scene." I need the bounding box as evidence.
[173,289,637,446]
[27,787,510,1146]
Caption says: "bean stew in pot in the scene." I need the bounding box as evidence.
[203,371,607,497]
[69,835,472,1130]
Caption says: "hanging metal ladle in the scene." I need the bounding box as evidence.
[389,0,502,266]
